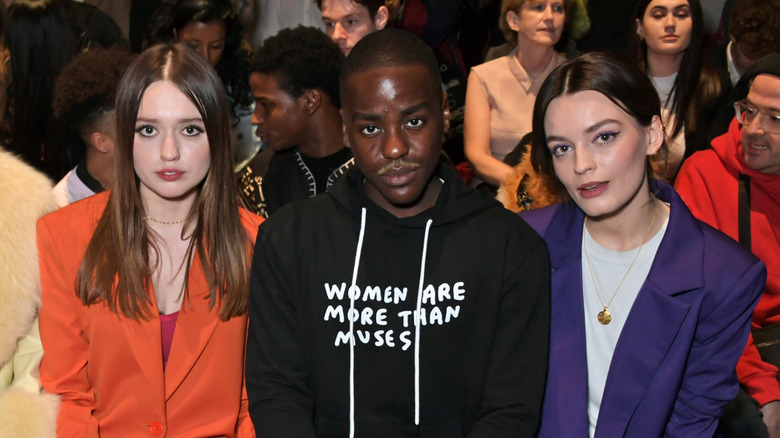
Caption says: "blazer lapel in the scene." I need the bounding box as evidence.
[546,203,590,436]
[163,250,219,400]
[595,183,705,437]
[123,289,165,400]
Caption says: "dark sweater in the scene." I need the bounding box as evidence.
[246,164,551,437]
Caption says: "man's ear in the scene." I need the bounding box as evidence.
[91,131,112,154]
[646,115,664,156]
[302,89,322,116]
[340,108,350,147]
[441,91,450,134]
[374,5,389,30]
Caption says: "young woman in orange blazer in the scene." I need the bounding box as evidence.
[36,43,261,437]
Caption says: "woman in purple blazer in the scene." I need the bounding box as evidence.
[522,52,766,437]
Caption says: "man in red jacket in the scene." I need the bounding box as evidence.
[676,53,780,437]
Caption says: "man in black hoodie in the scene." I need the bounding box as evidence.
[246,28,550,437]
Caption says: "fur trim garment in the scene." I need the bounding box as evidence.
[0,148,58,437]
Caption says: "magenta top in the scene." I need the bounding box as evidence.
[160,311,179,370]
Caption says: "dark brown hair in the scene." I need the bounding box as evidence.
[315,0,386,20]
[629,0,720,139]
[531,52,668,192]
[76,43,253,321]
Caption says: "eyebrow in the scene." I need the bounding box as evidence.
[352,102,431,122]
[136,117,204,124]
[546,119,620,143]
[745,99,780,114]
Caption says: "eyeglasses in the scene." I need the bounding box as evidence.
[734,101,780,134]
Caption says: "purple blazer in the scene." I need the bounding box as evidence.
[522,182,766,437]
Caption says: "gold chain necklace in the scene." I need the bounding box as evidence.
[144,216,185,225]
[583,195,658,325]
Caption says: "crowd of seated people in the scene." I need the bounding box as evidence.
[1,0,779,436]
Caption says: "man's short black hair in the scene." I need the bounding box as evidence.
[339,28,442,106]
[314,0,386,20]
[253,25,345,108]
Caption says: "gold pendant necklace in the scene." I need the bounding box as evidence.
[584,195,658,325]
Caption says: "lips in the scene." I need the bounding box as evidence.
[378,162,420,187]
[661,34,679,41]
[157,168,185,181]
[577,181,608,199]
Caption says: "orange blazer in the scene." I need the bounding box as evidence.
[37,193,261,437]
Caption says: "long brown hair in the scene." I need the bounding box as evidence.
[77,43,253,321]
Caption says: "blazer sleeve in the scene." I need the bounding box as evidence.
[665,259,766,436]
[467,233,551,437]
[36,218,99,438]
[245,224,317,437]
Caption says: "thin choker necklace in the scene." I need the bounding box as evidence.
[144,216,184,225]
[584,195,658,325]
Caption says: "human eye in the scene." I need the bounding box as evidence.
[739,103,758,122]
[767,113,780,132]
[530,3,545,11]
[182,124,205,136]
[593,131,619,144]
[405,117,425,129]
[552,3,565,13]
[360,125,380,136]
[210,42,224,50]
[136,125,157,137]
[674,6,691,18]
[651,8,666,19]
[549,143,571,157]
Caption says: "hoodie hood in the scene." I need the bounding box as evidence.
[327,163,501,227]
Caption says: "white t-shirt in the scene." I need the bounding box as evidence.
[583,213,669,437]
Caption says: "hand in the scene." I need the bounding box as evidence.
[761,400,780,438]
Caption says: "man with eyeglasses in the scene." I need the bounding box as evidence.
[676,53,780,438]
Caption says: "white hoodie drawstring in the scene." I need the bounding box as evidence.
[348,208,367,438]
[347,211,433,437]
[414,219,434,427]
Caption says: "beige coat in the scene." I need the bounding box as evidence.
[0,149,59,437]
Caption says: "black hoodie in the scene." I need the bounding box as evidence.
[246,164,550,437]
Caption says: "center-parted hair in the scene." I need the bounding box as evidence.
[146,0,252,108]
[531,52,667,191]
[252,26,344,108]
[339,28,442,105]
[77,43,253,321]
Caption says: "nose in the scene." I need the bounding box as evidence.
[331,22,347,42]
[542,4,554,20]
[206,48,219,67]
[195,44,209,63]
[573,147,595,175]
[251,105,263,126]
[663,14,675,31]
[381,127,409,160]
[160,134,180,162]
